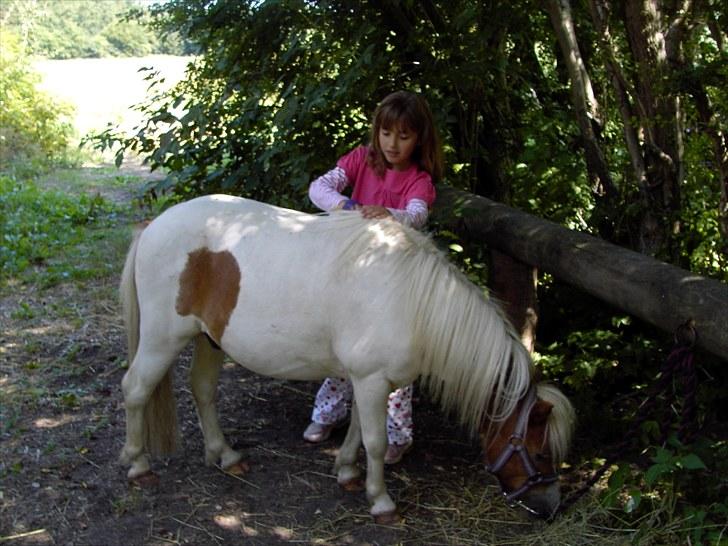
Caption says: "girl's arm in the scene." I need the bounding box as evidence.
[360,199,429,228]
[386,199,430,229]
[309,166,350,211]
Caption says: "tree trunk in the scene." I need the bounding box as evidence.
[623,0,686,259]
[546,0,618,237]
[588,0,647,191]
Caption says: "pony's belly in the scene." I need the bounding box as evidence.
[220,329,343,382]
[237,357,344,381]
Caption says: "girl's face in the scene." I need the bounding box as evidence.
[378,124,418,171]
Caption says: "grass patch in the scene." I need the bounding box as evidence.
[0,173,128,288]
[0,166,136,435]
[37,163,145,193]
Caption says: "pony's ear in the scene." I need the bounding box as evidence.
[529,400,554,426]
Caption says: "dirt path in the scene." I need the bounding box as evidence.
[0,163,609,545]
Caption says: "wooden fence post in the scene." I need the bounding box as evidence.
[488,250,538,353]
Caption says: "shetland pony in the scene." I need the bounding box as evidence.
[119,195,575,521]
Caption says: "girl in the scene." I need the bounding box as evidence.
[303,90,443,464]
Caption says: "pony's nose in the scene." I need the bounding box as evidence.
[520,483,561,518]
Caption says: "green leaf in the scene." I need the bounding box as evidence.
[607,463,630,490]
[625,489,641,513]
[678,453,707,470]
[645,463,670,486]
[652,447,673,464]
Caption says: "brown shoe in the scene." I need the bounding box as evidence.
[384,440,413,465]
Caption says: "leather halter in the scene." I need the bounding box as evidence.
[485,385,558,513]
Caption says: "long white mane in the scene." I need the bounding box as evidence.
[326,212,533,438]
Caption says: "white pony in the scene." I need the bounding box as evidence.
[119,195,575,521]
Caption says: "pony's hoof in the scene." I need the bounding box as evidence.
[129,471,159,488]
[340,478,365,492]
[373,510,402,525]
[223,461,250,476]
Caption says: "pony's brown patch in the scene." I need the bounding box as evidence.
[176,247,241,344]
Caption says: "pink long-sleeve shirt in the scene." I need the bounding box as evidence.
[308,146,436,229]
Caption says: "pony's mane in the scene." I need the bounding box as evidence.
[323,212,534,438]
[536,383,576,465]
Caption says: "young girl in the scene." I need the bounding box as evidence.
[303,90,443,464]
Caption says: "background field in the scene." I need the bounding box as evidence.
[34,55,189,139]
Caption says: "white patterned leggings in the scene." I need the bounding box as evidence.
[310,377,414,445]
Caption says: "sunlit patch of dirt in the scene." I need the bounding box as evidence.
[33,415,80,429]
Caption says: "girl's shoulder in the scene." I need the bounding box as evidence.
[338,145,370,165]
[337,145,373,176]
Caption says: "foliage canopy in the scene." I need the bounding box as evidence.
[95,0,727,281]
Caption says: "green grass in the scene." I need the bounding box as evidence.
[0,165,145,444]
[0,173,129,288]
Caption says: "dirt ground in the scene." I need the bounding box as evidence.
[0,279,546,545]
[0,164,609,546]
[0,338,533,545]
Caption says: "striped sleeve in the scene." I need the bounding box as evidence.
[388,198,429,229]
[308,166,349,212]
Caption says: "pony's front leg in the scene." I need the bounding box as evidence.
[190,336,243,471]
[351,376,398,523]
[335,399,362,488]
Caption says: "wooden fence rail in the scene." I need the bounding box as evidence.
[433,187,728,362]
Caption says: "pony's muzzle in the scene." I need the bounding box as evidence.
[517,483,561,519]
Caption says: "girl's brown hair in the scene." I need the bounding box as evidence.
[368,91,444,182]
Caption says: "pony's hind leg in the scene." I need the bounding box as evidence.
[190,335,243,471]
[120,340,184,480]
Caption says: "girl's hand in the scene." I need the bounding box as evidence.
[335,199,361,210]
[360,205,392,219]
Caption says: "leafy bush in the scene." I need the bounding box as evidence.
[88,1,727,286]
[0,0,193,59]
[0,31,75,174]
[530,277,728,543]
[603,435,728,545]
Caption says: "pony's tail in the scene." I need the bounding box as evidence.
[120,226,143,365]
[120,225,178,456]
[144,370,178,456]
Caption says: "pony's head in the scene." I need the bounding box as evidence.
[480,383,575,518]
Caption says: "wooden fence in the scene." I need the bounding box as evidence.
[432,187,728,361]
